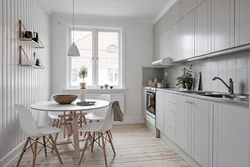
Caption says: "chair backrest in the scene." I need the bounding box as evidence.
[15,104,42,137]
[91,94,111,117]
[98,102,114,132]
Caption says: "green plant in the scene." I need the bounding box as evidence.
[78,66,88,82]
[176,65,193,86]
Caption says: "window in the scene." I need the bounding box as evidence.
[68,28,123,88]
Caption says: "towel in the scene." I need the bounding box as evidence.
[110,101,123,122]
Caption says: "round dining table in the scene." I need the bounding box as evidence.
[30,99,109,158]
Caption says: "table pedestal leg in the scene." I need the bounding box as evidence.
[72,111,80,158]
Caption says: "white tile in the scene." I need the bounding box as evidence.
[218,71,227,92]
[211,60,219,70]
[235,82,248,94]
[211,71,219,91]
[226,69,236,82]
[237,56,248,68]
[204,61,211,71]
[236,68,247,82]
[248,67,250,82]
[219,59,227,70]
[226,58,236,69]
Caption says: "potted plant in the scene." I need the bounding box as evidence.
[176,65,193,89]
[78,66,88,89]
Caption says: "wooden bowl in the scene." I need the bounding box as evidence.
[53,94,78,104]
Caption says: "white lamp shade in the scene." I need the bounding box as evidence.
[68,42,80,56]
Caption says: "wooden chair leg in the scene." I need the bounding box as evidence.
[42,136,47,157]
[52,120,56,127]
[63,111,66,138]
[32,139,38,167]
[16,137,30,167]
[108,130,113,139]
[79,132,91,165]
[107,131,116,155]
[101,133,108,167]
[91,132,95,152]
[49,135,63,164]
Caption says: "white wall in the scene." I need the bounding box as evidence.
[0,0,51,166]
[50,13,153,124]
[165,50,250,94]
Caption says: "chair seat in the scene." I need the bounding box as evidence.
[48,111,69,119]
[38,126,61,135]
[85,113,105,121]
[78,122,104,132]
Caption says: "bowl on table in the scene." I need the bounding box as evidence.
[53,94,78,104]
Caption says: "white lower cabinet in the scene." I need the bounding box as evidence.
[155,92,249,167]
[156,91,165,132]
[213,103,249,167]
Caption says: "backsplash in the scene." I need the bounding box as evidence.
[165,50,250,94]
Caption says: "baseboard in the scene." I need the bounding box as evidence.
[114,117,146,125]
[0,121,51,167]
[159,132,201,167]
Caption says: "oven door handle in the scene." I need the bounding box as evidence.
[146,92,155,96]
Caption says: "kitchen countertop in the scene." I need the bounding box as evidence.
[144,86,249,108]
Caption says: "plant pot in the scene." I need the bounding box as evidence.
[185,83,192,90]
[80,82,86,89]
[181,83,186,89]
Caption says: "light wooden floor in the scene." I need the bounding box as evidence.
[13,124,190,167]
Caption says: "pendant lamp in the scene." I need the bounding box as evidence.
[68,0,80,57]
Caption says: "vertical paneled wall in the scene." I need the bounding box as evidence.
[0,0,51,163]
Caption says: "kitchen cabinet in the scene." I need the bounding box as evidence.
[142,87,147,118]
[195,0,211,56]
[177,96,191,154]
[160,29,172,59]
[156,91,165,132]
[164,93,177,142]
[170,0,181,26]
[235,0,250,46]
[191,98,212,167]
[180,11,194,60]
[213,103,249,167]
[212,0,235,52]
[180,0,194,18]
[153,8,171,39]
[170,21,181,61]
[153,37,161,61]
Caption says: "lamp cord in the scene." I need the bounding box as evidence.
[73,0,75,42]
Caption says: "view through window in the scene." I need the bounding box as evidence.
[70,29,121,87]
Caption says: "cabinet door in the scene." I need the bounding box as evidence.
[212,0,234,52]
[160,29,171,59]
[156,91,165,132]
[180,0,194,18]
[213,104,249,167]
[153,37,161,61]
[170,0,181,26]
[171,21,181,61]
[235,0,250,46]
[195,0,211,56]
[191,98,213,167]
[180,11,194,60]
[177,96,191,154]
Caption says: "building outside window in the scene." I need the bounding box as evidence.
[68,28,123,88]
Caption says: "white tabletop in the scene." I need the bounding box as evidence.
[30,99,109,112]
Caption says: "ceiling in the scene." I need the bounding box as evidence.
[38,0,170,23]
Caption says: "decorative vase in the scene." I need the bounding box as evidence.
[79,90,87,101]
[80,82,86,89]
[181,83,186,89]
[153,77,159,87]
[185,83,192,90]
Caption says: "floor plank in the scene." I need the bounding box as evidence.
[13,124,190,167]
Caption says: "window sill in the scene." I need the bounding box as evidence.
[62,88,128,94]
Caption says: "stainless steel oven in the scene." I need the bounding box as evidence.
[146,88,156,119]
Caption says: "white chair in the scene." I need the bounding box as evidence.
[85,94,111,122]
[78,101,116,167]
[15,105,63,167]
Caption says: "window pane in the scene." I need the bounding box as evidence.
[71,30,93,86]
[98,31,119,86]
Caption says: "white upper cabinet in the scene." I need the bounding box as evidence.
[156,91,165,133]
[177,96,191,154]
[235,0,250,46]
[212,0,235,52]
[171,21,182,61]
[160,29,172,59]
[191,98,213,167]
[180,11,194,60]
[170,0,181,26]
[195,0,211,56]
[153,37,161,61]
[213,103,249,167]
[180,0,194,18]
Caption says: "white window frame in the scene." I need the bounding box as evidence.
[66,27,125,89]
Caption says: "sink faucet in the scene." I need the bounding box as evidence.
[212,77,234,95]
